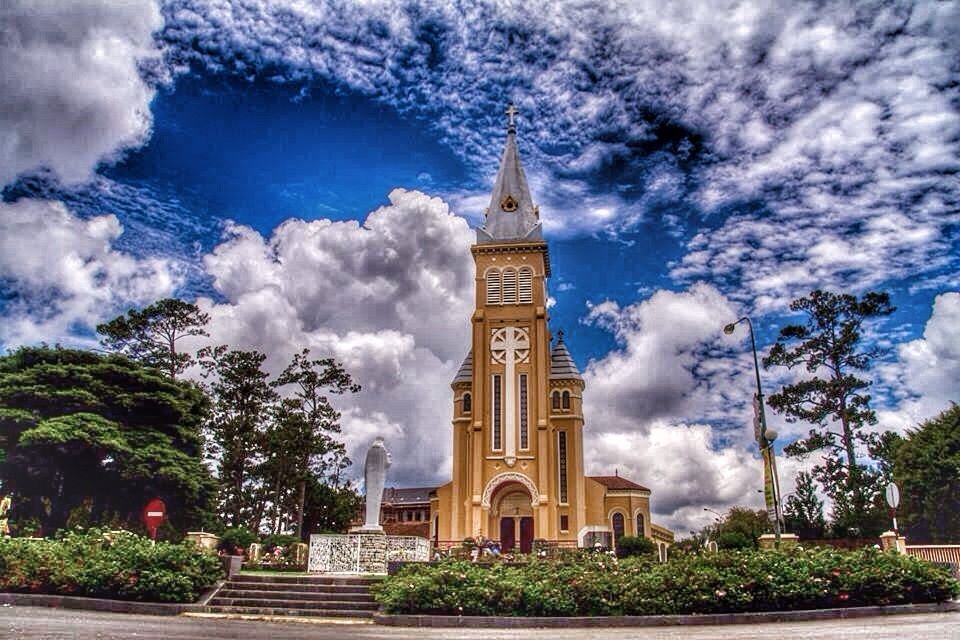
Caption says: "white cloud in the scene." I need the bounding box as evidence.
[583,283,740,427]
[877,292,960,429]
[0,199,180,346]
[158,0,960,294]
[192,189,475,486]
[0,0,164,186]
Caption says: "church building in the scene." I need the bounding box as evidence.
[430,108,674,554]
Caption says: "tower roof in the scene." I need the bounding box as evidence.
[477,104,543,244]
[549,330,583,381]
[452,350,472,385]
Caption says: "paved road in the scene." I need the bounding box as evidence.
[2,606,959,640]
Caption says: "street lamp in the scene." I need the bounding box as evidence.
[702,507,723,521]
[724,316,784,547]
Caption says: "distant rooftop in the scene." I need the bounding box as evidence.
[589,475,650,492]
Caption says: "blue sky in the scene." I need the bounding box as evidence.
[1,0,958,532]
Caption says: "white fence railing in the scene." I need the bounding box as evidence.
[905,545,960,577]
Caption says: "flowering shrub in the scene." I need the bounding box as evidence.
[372,547,959,616]
[0,529,223,603]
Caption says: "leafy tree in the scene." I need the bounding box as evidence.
[892,405,960,543]
[783,471,827,538]
[199,346,277,528]
[97,298,210,379]
[268,349,359,539]
[763,290,895,536]
[0,346,216,535]
[301,476,362,535]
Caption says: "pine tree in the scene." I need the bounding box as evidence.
[97,298,210,379]
[763,289,895,536]
[783,471,826,538]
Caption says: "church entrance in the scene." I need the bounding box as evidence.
[494,488,534,554]
[498,516,534,553]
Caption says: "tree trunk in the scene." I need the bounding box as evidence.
[294,477,306,540]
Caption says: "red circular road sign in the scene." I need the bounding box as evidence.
[143,498,166,538]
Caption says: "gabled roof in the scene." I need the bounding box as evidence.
[549,330,583,381]
[589,475,650,492]
[477,106,543,244]
[452,350,472,385]
[382,487,435,505]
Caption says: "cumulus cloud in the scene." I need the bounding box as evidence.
[158,1,960,280]
[578,284,783,525]
[583,283,740,428]
[193,189,474,486]
[877,291,960,428]
[586,423,765,532]
[0,0,164,187]
[0,199,181,346]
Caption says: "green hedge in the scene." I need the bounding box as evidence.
[372,547,959,616]
[0,529,223,603]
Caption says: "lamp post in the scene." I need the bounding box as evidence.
[724,317,783,547]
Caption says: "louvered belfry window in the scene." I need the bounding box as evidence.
[518,267,533,303]
[486,270,501,305]
[502,268,517,304]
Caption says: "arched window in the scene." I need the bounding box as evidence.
[612,512,625,545]
[636,513,645,538]
[501,268,518,304]
[552,391,561,410]
[561,390,571,410]
[462,392,472,414]
[486,269,501,305]
[518,267,533,303]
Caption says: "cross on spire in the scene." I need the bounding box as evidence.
[505,103,519,131]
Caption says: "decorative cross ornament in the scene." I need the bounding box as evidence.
[505,103,519,128]
[491,326,530,466]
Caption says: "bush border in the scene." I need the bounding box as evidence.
[373,601,960,628]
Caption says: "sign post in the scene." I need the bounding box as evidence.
[142,498,166,543]
[885,483,900,534]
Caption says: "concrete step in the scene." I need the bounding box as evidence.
[217,588,375,603]
[202,605,375,618]
[209,597,378,611]
[230,574,379,586]
[225,581,372,594]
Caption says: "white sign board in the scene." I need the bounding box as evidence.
[885,483,900,509]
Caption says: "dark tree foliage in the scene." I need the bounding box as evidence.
[783,471,827,539]
[301,476,362,535]
[0,347,216,535]
[97,298,210,380]
[892,405,960,543]
[763,289,895,536]
[198,346,277,528]
[268,349,359,539]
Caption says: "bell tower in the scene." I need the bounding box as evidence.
[439,105,586,551]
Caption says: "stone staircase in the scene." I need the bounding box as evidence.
[204,574,381,618]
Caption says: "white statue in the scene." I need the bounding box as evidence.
[360,437,391,532]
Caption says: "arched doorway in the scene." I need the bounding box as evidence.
[492,485,534,554]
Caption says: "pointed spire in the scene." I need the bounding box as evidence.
[550,328,583,381]
[452,350,473,385]
[477,104,543,244]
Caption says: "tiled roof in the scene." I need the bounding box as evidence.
[382,486,435,505]
[452,350,472,384]
[549,331,583,381]
[589,475,650,492]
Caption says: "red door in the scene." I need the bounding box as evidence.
[519,517,534,554]
[500,518,516,552]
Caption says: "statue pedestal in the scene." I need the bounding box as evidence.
[349,524,385,535]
